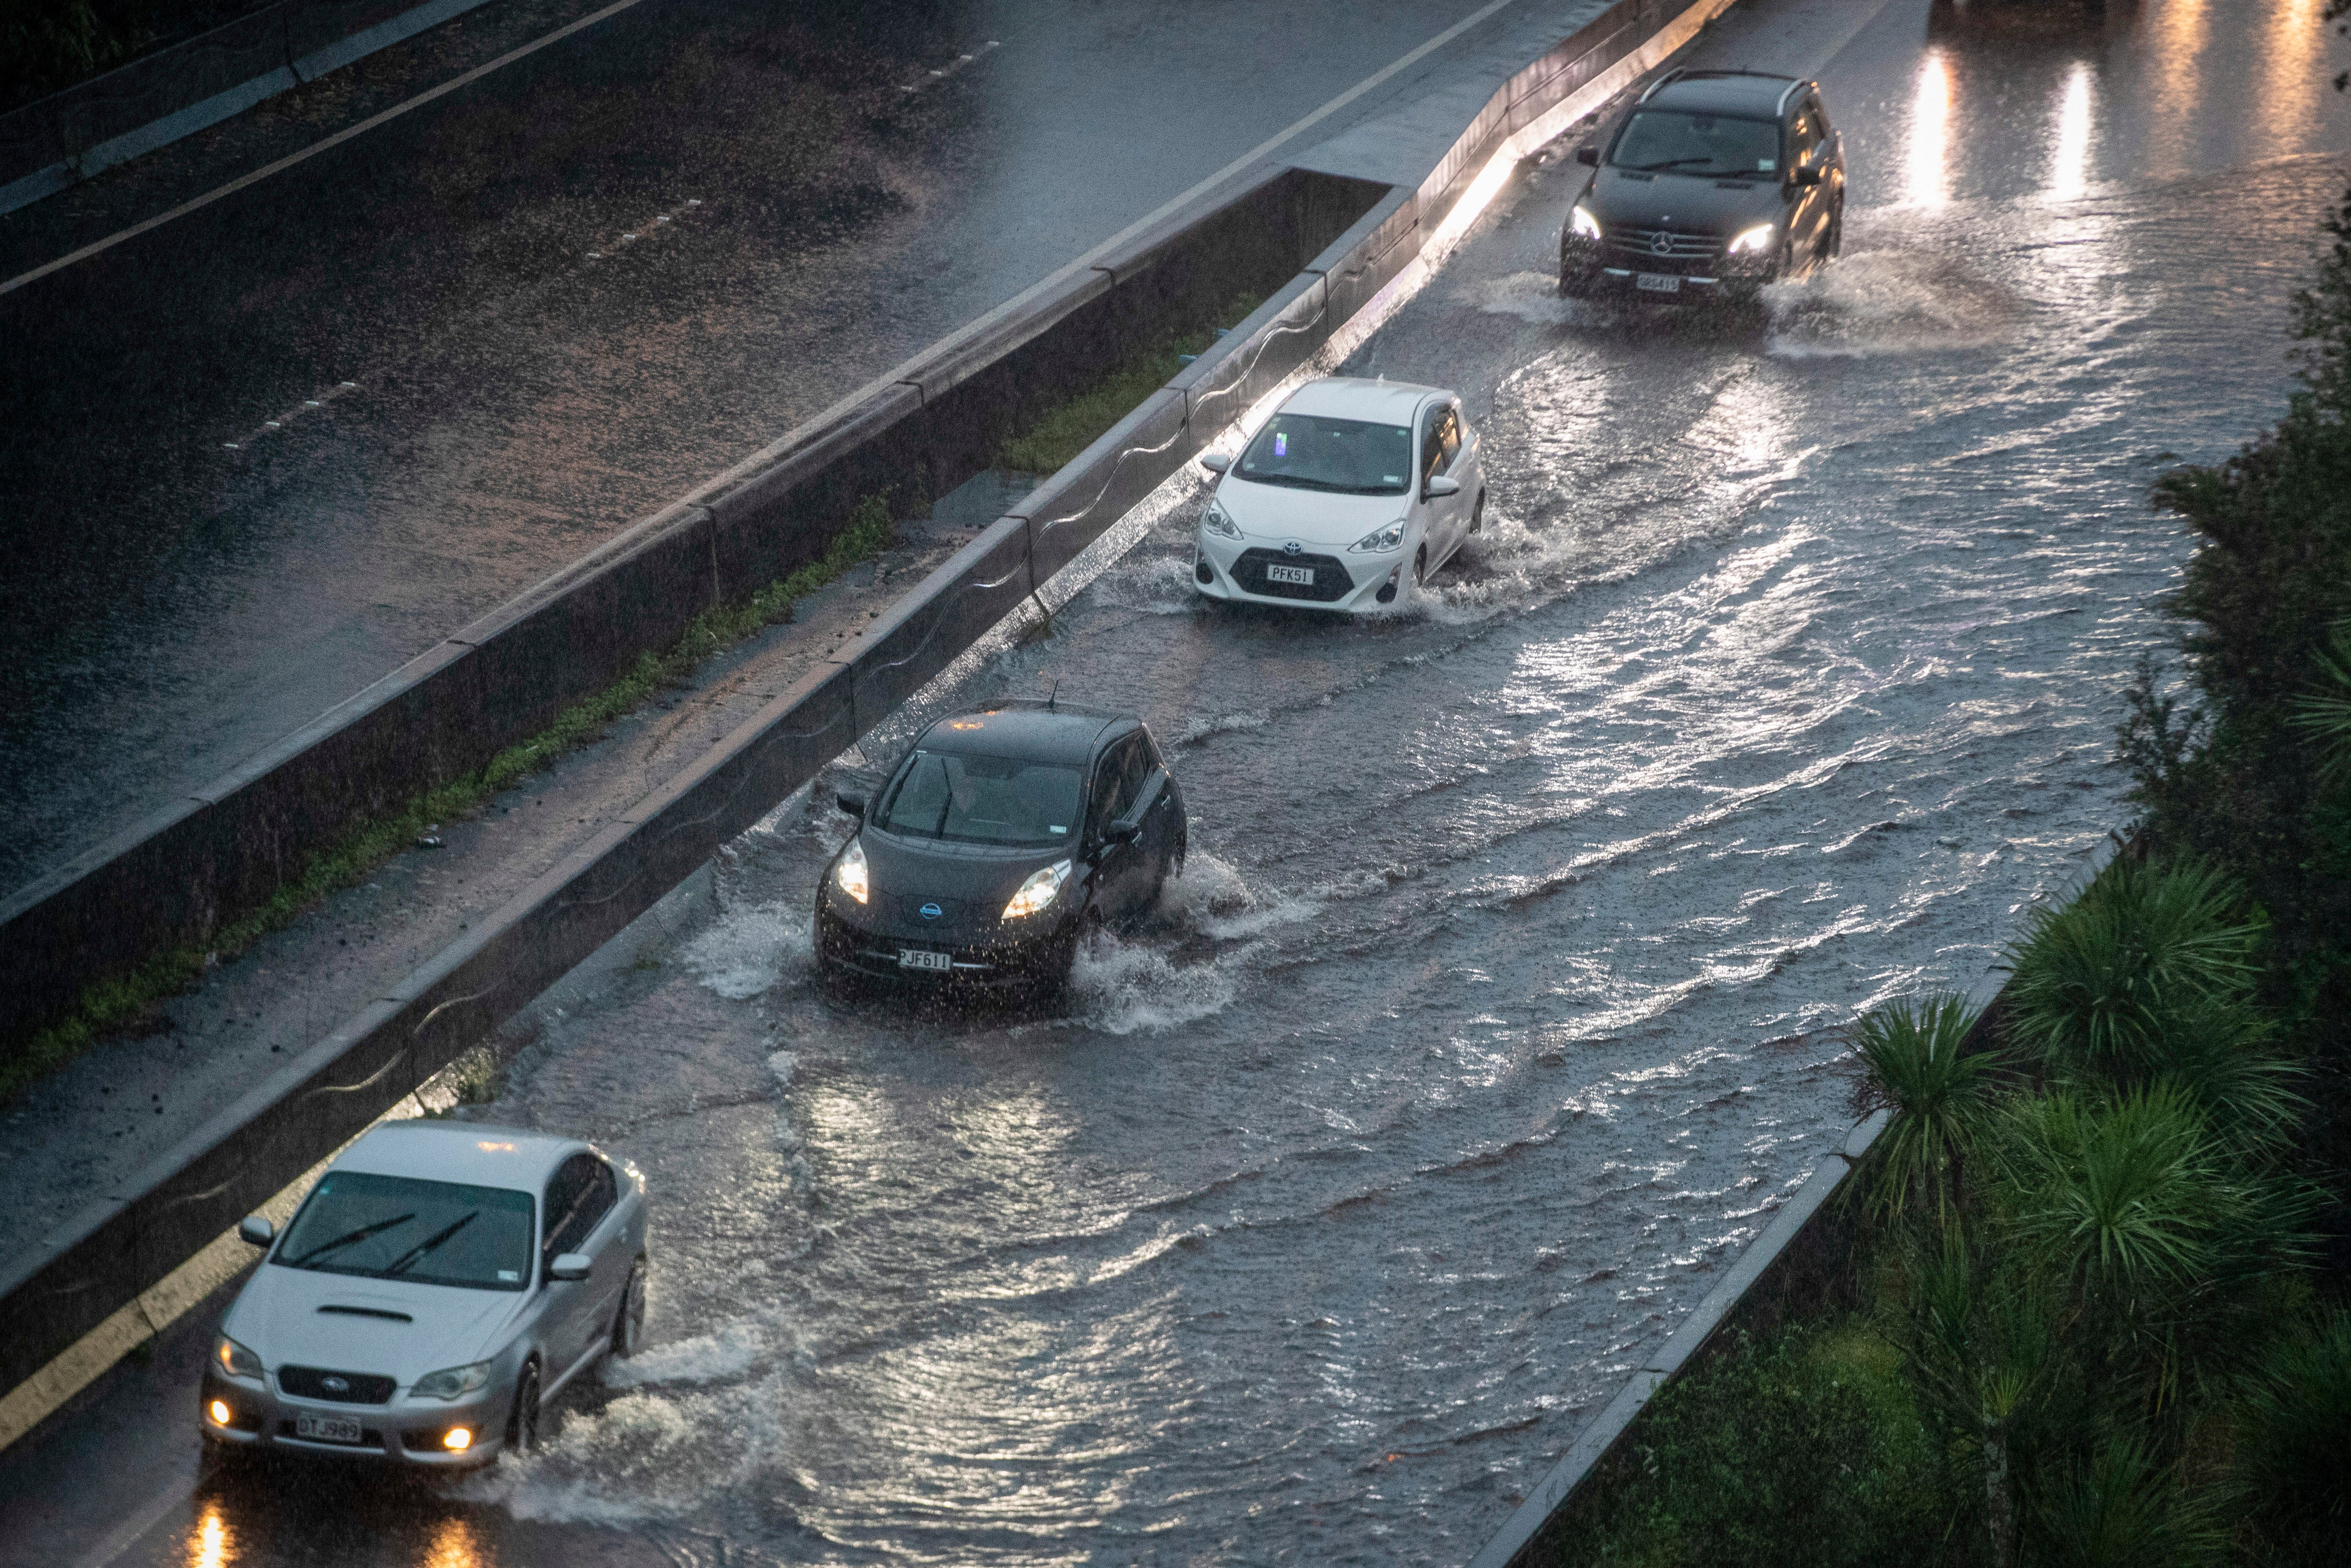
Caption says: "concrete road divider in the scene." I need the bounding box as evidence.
[0,0,1746,1451]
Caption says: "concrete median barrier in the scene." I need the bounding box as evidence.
[1,0,1750,1451]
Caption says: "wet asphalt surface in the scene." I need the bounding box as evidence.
[8,0,2351,1565]
[0,0,1577,900]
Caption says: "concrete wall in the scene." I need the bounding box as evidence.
[0,0,1734,1419]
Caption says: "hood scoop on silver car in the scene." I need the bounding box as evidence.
[318,1304,413,1322]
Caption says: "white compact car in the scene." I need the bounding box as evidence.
[1191,377,1485,612]
[200,1121,649,1467]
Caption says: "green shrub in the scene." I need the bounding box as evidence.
[2233,1309,2351,1565]
[1552,1320,1947,1568]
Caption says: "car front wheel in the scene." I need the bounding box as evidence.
[611,1260,647,1358]
[507,1361,541,1455]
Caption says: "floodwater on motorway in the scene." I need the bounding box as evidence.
[111,0,2351,1564]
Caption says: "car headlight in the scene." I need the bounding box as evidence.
[1201,499,1241,540]
[215,1335,262,1381]
[1348,520,1407,554]
[1570,204,1602,240]
[412,1361,495,1401]
[834,837,869,904]
[1002,859,1072,920]
[1727,223,1776,256]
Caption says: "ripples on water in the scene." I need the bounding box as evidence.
[480,87,2351,1568]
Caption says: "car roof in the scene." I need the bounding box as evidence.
[333,1120,581,1192]
[1277,376,1445,425]
[1640,70,1802,118]
[917,700,1131,765]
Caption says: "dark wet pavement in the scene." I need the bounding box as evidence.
[6,0,2351,1563]
[0,0,1581,899]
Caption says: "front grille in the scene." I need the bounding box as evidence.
[1230,548,1353,604]
[1607,227,1724,267]
[278,1365,395,1404]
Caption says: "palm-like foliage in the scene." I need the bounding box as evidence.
[2003,857,2259,1083]
[2288,617,2351,781]
[2025,1434,2224,1568]
[1998,1087,2227,1311]
[2233,1309,2351,1563]
[1852,993,2003,1226]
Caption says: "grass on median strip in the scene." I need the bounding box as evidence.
[994,289,1269,475]
[0,495,898,1104]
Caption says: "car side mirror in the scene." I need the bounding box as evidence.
[1198,451,1231,474]
[547,1253,592,1282]
[836,792,865,818]
[1790,166,1822,188]
[1575,146,1599,167]
[1104,819,1143,847]
[1422,474,1461,499]
[238,1216,274,1247]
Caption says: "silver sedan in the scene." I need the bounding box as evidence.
[200,1120,649,1467]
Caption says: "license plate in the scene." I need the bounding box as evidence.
[1264,562,1316,586]
[898,948,953,973]
[1635,272,1682,294]
[295,1411,363,1444]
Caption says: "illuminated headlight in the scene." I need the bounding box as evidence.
[412,1361,494,1401]
[1569,204,1602,241]
[834,837,869,905]
[442,1427,474,1451]
[1201,499,1241,540]
[1348,520,1407,554]
[1727,223,1776,256]
[214,1335,262,1381]
[1002,859,1072,920]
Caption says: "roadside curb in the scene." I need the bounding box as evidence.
[0,0,501,217]
[0,0,1738,1458]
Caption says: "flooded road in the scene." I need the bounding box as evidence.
[15,0,2351,1563]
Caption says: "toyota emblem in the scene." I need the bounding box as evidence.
[1282,540,1303,556]
[322,1376,349,1394]
[920,902,942,920]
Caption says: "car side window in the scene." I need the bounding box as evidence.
[1088,737,1149,839]
[1437,406,1462,472]
[1791,107,1826,166]
[542,1154,612,1264]
[1419,405,1450,483]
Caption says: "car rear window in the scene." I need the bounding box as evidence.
[872,751,1084,848]
[273,1172,536,1291]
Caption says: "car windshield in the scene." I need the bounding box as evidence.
[1610,109,1781,177]
[1235,413,1412,495]
[872,750,1084,848]
[273,1172,535,1291]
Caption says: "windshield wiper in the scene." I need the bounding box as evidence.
[288,1213,415,1268]
[1631,157,1721,172]
[381,1212,477,1276]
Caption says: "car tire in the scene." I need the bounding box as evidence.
[507,1360,542,1455]
[1414,544,1429,588]
[1823,201,1844,261]
[610,1258,647,1359]
[1469,492,1485,535]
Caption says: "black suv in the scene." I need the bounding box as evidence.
[1559,69,1845,304]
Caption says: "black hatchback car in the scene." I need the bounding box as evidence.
[815,699,1187,991]
[1559,69,1845,304]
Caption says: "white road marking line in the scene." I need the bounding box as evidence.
[0,0,666,300]
[76,1463,197,1568]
